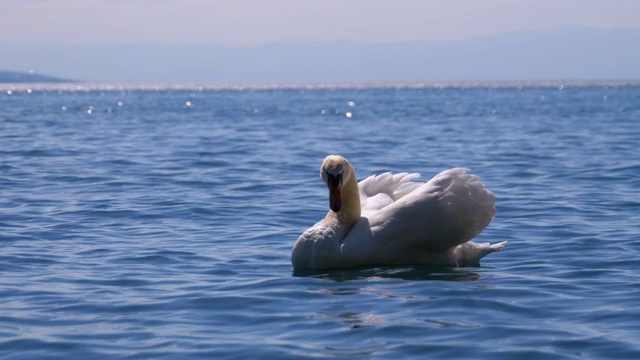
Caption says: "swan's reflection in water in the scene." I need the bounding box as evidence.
[293,264,482,282]
[293,265,488,357]
[312,311,385,329]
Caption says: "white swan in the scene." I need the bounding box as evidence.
[291,155,506,270]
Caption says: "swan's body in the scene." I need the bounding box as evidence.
[291,155,506,270]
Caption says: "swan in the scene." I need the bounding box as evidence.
[291,155,506,270]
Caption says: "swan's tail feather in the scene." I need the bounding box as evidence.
[454,241,507,267]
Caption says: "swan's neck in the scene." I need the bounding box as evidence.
[329,174,361,230]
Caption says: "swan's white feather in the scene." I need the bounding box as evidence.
[358,172,422,216]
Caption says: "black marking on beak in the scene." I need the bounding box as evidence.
[327,172,343,212]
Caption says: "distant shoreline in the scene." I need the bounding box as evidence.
[0,70,77,83]
[1,79,640,92]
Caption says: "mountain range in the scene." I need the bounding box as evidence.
[1,27,638,83]
[0,70,74,83]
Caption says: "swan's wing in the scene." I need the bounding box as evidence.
[358,172,422,217]
[363,168,496,253]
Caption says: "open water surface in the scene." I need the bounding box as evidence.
[1,83,639,359]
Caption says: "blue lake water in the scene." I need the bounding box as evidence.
[1,83,639,359]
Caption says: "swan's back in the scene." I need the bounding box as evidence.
[353,168,496,253]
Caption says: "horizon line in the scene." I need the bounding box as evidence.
[3,79,640,92]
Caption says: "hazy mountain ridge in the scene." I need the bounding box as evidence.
[0,70,75,83]
[1,27,638,82]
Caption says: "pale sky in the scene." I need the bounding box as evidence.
[2,0,640,46]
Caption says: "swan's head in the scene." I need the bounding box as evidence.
[320,155,355,213]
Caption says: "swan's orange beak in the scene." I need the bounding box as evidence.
[327,173,343,212]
